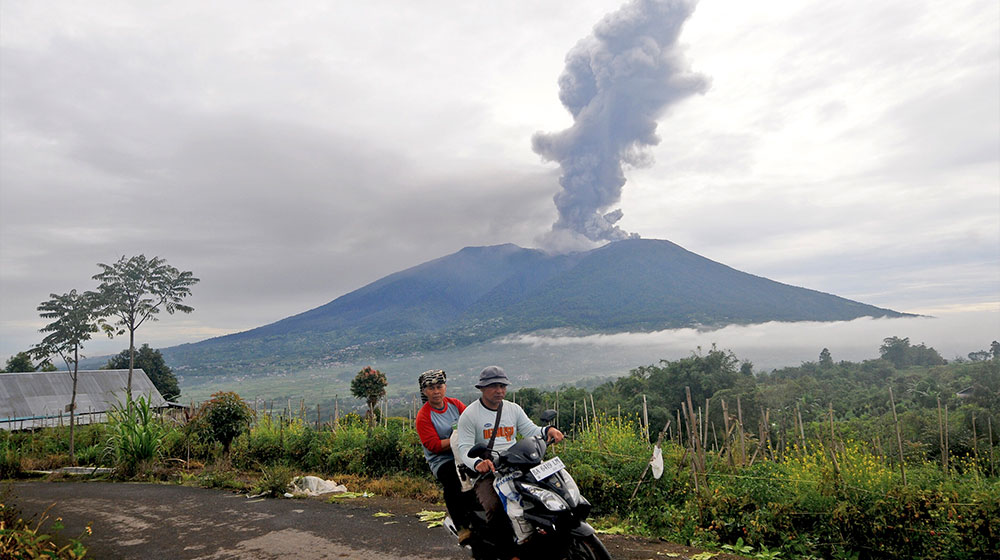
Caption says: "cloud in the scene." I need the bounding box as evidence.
[1,0,996,366]
[499,310,1000,370]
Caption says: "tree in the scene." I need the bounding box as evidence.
[92,255,199,395]
[30,290,102,463]
[819,348,834,369]
[4,351,37,373]
[880,336,911,368]
[198,392,253,455]
[104,344,180,401]
[879,336,946,368]
[350,366,387,428]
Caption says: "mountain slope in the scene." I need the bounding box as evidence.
[162,239,911,373]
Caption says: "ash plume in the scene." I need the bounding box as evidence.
[533,0,709,251]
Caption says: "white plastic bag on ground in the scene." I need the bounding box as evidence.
[289,475,348,496]
[650,445,664,479]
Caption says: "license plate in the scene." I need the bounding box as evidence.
[530,456,565,480]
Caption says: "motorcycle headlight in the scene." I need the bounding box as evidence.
[561,473,581,503]
[521,484,569,511]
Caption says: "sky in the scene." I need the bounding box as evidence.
[2,0,998,364]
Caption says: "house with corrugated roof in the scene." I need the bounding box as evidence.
[0,369,167,430]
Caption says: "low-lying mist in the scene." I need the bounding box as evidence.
[498,310,998,371]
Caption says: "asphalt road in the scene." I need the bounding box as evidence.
[12,481,465,560]
[10,481,732,560]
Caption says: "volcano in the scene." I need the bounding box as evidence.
[160,239,910,374]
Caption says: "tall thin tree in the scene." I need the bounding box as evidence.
[92,255,199,394]
[31,289,102,463]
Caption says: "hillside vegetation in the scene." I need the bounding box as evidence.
[5,337,996,559]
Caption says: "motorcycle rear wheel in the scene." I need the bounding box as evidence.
[565,533,612,560]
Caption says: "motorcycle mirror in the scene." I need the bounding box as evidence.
[539,409,557,424]
[468,443,487,458]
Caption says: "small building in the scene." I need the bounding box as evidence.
[0,369,168,431]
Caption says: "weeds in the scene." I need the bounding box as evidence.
[0,484,90,559]
[254,464,296,497]
[0,439,22,480]
[104,396,165,478]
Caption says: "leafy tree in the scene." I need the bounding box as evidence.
[879,336,946,368]
[3,352,36,373]
[819,348,833,369]
[30,289,103,463]
[198,391,254,455]
[104,344,180,401]
[968,350,992,362]
[92,255,199,395]
[350,366,387,428]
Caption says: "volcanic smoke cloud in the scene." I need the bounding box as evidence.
[533,0,709,251]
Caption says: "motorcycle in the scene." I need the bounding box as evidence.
[444,410,612,560]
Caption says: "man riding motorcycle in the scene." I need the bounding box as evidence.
[455,366,564,558]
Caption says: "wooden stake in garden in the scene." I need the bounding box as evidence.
[573,401,577,436]
[797,403,807,454]
[685,387,705,488]
[988,416,996,477]
[629,419,671,501]
[642,394,650,441]
[722,399,734,467]
[889,386,907,486]
[972,412,979,479]
[676,409,683,447]
[944,404,950,475]
[938,397,946,471]
[737,396,746,466]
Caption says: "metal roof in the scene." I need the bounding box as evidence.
[0,369,166,430]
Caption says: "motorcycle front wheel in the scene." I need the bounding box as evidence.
[565,533,612,560]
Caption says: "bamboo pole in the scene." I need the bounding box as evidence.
[889,386,907,486]
[988,416,996,477]
[722,399,734,467]
[944,404,950,476]
[630,419,671,501]
[677,409,683,448]
[642,395,649,441]
[737,396,746,466]
[681,400,700,494]
[972,412,979,478]
[704,399,710,449]
[685,387,704,485]
[938,397,946,471]
[797,403,807,454]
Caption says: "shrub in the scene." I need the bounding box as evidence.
[196,392,254,455]
[325,425,368,474]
